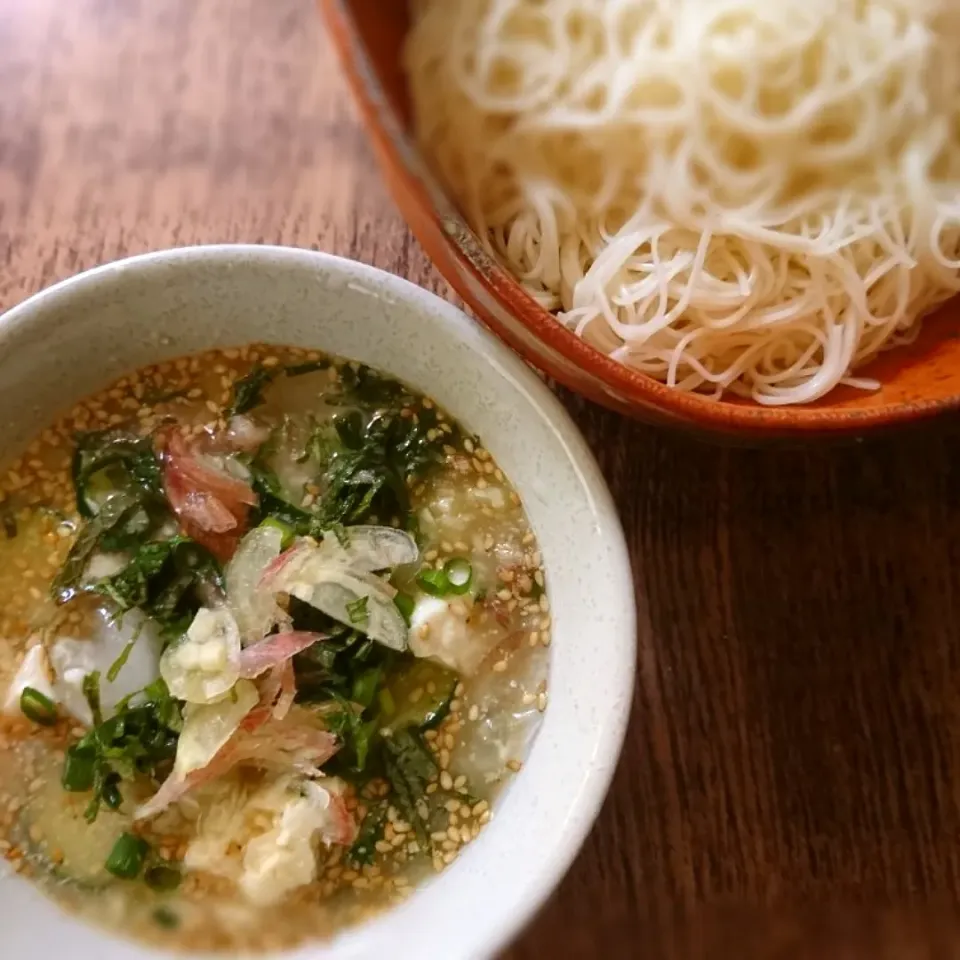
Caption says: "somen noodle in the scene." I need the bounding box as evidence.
[405,0,960,404]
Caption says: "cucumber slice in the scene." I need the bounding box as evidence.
[380,659,458,732]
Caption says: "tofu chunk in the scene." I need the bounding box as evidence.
[408,595,496,675]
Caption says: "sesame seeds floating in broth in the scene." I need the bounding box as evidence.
[0,343,550,953]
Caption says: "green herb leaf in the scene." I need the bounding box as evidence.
[350,665,383,709]
[249,463,315,533]
[107,637,137,683]
[82,671,103,727]
[326,696,378,773]
[311,394,457,529]
[382,728,437,844]
[290,599,387,700]
[284,359,332,377]
[63,680,182,822]
[71,429,163,519]
[335,365,409,408]
[346,595,369,626]
[92,537,223,635]
[249,366,455,539]
[227,364,278,416]
[348,800,388,867]
[378,658,458,732]
[51,492,143,602]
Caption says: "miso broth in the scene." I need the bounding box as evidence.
[0,345,550,952]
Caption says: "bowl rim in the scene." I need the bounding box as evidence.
[0,244,637,960]
[320,0,960,436]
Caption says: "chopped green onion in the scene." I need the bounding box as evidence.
[416,568,449,596]
[19,687,57,726]
[259,516,295,549]
[351,666,382,708]
[346,595,369,625]
[153,906,180,929]
[353,717,376,771]
[62,745,96,791]
[145,864,183,891]
[378,688,396,717]
[105,833,150,879]
[102,776,123,810]
[443,557,473,594]
[394,591,415,624]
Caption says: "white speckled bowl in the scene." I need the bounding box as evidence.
[0,246,635,960]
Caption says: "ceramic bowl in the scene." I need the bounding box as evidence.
[320,0,960,440]
[0,245,635,960]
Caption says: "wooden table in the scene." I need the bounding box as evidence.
[3,1,960,956]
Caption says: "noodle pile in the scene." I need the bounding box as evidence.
[404,0,960,404]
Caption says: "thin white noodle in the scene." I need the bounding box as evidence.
[405,0,960,404]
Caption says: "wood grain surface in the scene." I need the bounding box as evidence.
[3,1,960,957]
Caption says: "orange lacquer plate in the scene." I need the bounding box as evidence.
[320,0,960,441]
